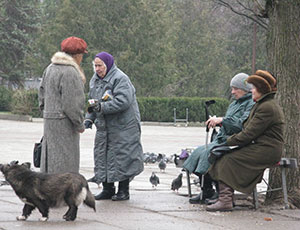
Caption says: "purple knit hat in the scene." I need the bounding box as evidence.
[94,52,114,74]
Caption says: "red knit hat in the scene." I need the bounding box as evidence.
[61,36,88,54]
[247,70,277,94]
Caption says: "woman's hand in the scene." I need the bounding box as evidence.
[205,117,223,129]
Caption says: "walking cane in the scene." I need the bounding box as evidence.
[199,100,215,200]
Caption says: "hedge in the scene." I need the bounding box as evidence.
[137,97,229,122]
[2,90,230,121]
[0,86,13,111]
[11,89,42,118]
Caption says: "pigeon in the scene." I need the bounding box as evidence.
[158,159,167,172]
[171,173,183,192]
[143,153,151,164]
[149,153,158,163]
[157,153,163,162]
[149,172,160,188]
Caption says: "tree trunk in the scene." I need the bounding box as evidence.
[265,1,300,207]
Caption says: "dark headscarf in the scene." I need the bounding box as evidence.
[94,52,114,75]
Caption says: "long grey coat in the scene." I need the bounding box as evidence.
[39,52,86,173]
[86,64,144,183]
[209,92,285,194]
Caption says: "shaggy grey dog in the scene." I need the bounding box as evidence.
[0,161,96,221]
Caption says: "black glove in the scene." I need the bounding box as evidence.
[87,106,94,113]
[87,99,101,113]
[84,119,93,129]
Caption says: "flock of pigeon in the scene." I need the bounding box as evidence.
[142,152,174,165]
[144,152,188,193]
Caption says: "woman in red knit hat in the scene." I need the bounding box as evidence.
[38,36,88,174]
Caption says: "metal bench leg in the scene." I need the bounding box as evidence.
[253,186,258,209]
[186,170,192,197]
[281,167,289,209]
[199,174,204,200]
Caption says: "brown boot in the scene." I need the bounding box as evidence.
[206,181,233,212]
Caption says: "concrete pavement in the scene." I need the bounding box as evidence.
[0,119,299,230]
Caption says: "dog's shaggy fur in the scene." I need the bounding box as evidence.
[0,161,95,221]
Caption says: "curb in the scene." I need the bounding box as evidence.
[0,113,32,122]
[0,114,205,127]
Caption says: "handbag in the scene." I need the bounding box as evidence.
[208,144,239,164]
[33,137,43,168]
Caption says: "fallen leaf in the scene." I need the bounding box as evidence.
[264,217,273,221]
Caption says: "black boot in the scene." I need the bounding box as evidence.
[112,179,130,201]
[189,188,215,204]
[189,174,215,204]
[205,181,219,205]
[94,182,115,200]
[205,191,219,205]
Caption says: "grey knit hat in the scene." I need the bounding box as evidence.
[230,73,252,92]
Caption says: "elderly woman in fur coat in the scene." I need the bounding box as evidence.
[206,70,285,212]
[38,36,87,174]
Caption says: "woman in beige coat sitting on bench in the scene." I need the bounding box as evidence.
[207,70,285,212]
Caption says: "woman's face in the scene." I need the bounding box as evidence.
[231,87,247,100]
[94,57,107,78]
[251,86,262,101]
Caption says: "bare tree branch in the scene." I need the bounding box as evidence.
[214,0,268,30]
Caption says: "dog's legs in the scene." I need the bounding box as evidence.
[64,205,78,221]
[63,208,71,219]
[34,200,49,221]
[16,204,35,221]
[63,194,79,221]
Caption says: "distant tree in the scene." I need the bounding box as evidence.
[169,0,230,97]
[167,0,265,98]
[87,0,177,97]
[0,0,41,88]
[26,0,269,99]
[29,0,177,96]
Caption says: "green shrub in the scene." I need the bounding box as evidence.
[137,97,230,122]
[8,90,230,122]
[0,86,13,111]
[11,89,41,117]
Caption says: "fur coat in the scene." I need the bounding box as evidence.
[38,52,86,173]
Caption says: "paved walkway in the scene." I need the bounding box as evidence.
[0,119,299,230]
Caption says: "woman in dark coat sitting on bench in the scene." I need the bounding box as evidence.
[207,70,285,212]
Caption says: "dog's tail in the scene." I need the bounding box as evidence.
[84,187,96,212]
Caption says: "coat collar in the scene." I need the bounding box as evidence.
[101,63,117,83]
[235,92,252,103]
[51,52,86,84]
[256,91,276,103]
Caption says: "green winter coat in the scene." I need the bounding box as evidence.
[209,92,285,194]
[183,93,255,175]
[86,64,144,183]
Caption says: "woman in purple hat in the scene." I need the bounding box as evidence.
[84,52,144,201]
